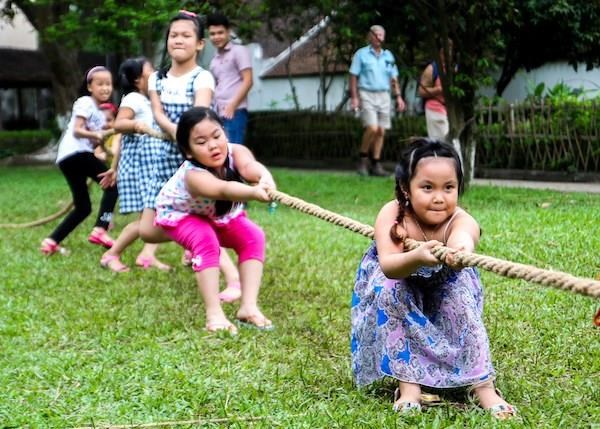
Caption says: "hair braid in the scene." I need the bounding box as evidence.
[390,180,408,243]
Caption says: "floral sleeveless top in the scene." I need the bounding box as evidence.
[155,144,243,226]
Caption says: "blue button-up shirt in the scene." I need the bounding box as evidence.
[349,45,399,92]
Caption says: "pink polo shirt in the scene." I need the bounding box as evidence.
[209,42,252,115]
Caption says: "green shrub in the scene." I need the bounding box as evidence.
[475,94,600,172]
[0,130,53,159]
[247,110,426,163]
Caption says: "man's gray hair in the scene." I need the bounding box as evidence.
[370,25,385,33]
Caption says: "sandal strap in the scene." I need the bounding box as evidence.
[489,403,518,419]
[393,401,422,413]
[101,254,129,272]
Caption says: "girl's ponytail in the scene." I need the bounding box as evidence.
[390,164,408,243]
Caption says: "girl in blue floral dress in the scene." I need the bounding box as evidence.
[351,139,516,419]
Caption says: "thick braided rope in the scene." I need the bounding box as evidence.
[268,189,600,299]
[0,128,169,229]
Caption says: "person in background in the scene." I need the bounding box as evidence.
[419,39,453,140]
[94,102,120,165]
[206,12,253,145]
[349,25,406,177]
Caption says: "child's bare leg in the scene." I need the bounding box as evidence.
[394,382,422,407]
[218,249,241,302]
[235,259,272,328]
[195,267,236,333]
[100,220,139,272]
[473,383,510,408]
[105,220,140,256]
[139,208,171,243]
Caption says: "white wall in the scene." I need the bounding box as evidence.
[243,42,348,112]
[248,43,600,111]
[0,2,37,50]
[500,62,600,102]
[249,74,348,111]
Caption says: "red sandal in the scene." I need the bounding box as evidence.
[88,228,114,249]
[40,238,69,256]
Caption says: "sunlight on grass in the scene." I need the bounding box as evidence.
[0,166,598,427]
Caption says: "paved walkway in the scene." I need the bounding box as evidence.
[472,178,600,193]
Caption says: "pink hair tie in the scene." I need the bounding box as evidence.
[179,9,197,17]
[86,66,108,83]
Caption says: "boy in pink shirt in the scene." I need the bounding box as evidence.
[207,13,253,145]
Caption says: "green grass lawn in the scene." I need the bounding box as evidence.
[0,166,599,428]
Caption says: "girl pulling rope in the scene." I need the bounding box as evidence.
[39,66,118,255]
[350,139,517,418]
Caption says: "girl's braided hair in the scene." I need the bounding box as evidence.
[390,139,464,243]
[176,107,243,217]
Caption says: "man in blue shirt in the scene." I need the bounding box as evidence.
[350,25,406,176]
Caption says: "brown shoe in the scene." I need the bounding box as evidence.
[370,162,391,177]
[357,158,370,176]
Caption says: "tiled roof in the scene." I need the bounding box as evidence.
[0,48,51,86]
[261,34,347,78]
[0,48,110,88]
[258,17,348,78]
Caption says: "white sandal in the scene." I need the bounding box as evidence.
[467,380,518,420]
[393,388,422,413]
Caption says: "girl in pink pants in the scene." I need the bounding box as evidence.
[155,107,275,334]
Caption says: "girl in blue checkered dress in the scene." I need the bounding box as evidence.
[98,57,171,272]
[140,10,241,298]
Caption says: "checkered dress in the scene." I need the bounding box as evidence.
[144,68,203,209]
[117,132,160,213]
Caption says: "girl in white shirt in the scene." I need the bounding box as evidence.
[40,66,118,256]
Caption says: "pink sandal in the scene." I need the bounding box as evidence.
[40,238,68,256]
[88,228,114,249]
[100,254,129,273]
[218,282,242,303]
[135,255,171,271]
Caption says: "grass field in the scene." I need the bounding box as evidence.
[0,166,598,428]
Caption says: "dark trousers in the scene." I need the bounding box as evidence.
[50,152,118,243]
[222,108,248,145]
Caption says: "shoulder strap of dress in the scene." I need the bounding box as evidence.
[442,208,464,243]
[154,71,163,95]
[186,67,203,96]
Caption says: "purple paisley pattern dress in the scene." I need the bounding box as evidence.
[351,242,495,388]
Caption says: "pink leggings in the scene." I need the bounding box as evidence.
[162,212,265,272]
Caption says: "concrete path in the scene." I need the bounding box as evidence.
[472,178,600,194]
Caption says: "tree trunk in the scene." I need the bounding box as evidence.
[446,96,476,186]
[40,40,81,118]
[285,49,300,110]
[13,1,82,125]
